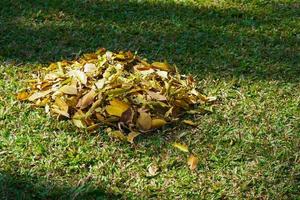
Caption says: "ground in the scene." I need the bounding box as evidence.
[0,0,299,199]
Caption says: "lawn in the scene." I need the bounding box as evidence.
[0,0,299,199]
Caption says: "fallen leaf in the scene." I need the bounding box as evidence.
[173,142,189,152]
[183,119,197,126]
[17,91,29,101]
[77,89,96,109]
[187,154,198,170]
[151,118,167,129]
[137,111,152,131]
[148,164,159,176]
[151,62,169,71]
[84,63,96,73]
[28,89,52,101]
[127,131,140,143]
[108,130,126,141]
[106,99,129,117]
[59,85,77,95]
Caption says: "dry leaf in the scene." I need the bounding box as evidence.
[106,99,129,117]
[77,89,96,109]
[173,142,189,152]
[187,154,198,170]
[127,131,140,143]
[183,119,197,126]
[137,111,152,131]
[17,91,29,101]
[151,118,167,129]
[151,62,169,71]
[148,164,159,176]
[59,85,77,95]
[28,89,52,101]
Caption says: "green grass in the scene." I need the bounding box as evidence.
[0,0,299,199]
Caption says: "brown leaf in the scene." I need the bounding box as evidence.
[77,89,96,109]
[187,154,198,170]
[120,108,134,123]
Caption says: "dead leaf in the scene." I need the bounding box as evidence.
[106,99,129,117]
[137,111,152,131]
[148,164,159,176]
[17,91,29,101]
[127,131,140,143]
[151,62,169,71]
[183,120,197,126]
[173,142,189,152]
[59,85,77,95]
[151,118,167,129]
[77,89,96,109]
[187,154,198,170]
[28,89,52,101]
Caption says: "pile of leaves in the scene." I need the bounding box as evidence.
[18,48,214,143]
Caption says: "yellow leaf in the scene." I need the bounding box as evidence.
[151,118,167,129]
[137,112,152,131]
[54,97,68,112]
[151,62,169,71]
[187,154,198,170]
[59,85,77,95]
[28,89,52,101]
[183,120,197,126]
[127,131,140,143]
[72,110,86,128]
[106,99,129,117]
[52,97,69,118]
[17,91,29,101]
[173,142,189,152]
[108,130,126,141]
[52,108,69,118]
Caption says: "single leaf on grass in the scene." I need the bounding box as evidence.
[106,99,129,117]
[127,131,140,143]
[187,154,198,170]
[183,119,197,126]
[148,164,159,176]
[173,142,189,152]
[59,85,77,95]
[28,89,52,101]
[137,111,152,131]
[108,130,126,141]
[151,118,167,129]
[17,91,29,101]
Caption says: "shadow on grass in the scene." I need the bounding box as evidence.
[0,0,299,82]
[0,171,120,200]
